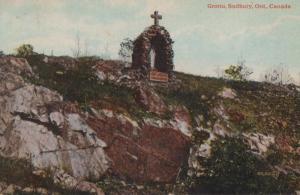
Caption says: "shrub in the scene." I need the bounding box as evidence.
[224,61,253,81]
[190,137,294,194]
[15,44,34,57]
[119,38,133,62]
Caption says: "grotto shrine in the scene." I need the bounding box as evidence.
[132,11,174,82]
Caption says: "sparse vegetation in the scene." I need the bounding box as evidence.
[15,44,35,57]
[24,55,159,121]
[264,64,295,85]
[225,80,300,140]
[222,60,252,81]
[97,174,182,195]
[119,38,133,62]
[20,55,299,194]
[26,55,134,102]
[189,137,296,194]
[155,72,225,126]
[0,156,88,194]
[224,63,253,81]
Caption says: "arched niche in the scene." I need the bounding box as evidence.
[132,25,174,74]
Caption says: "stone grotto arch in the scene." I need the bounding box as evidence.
[132,25,174,74]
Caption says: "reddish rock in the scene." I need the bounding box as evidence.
[227,108,245,123]
[275,135,294,153]
[0,56,33,75]
[87,110,190,183]
[135,85,168,116]
[93,60,124,81]
[276,119,288,129]
[93,60,123,74]
[173,105,192,125]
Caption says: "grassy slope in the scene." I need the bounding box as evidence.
[155,72,299,193]
[25,55,300,140]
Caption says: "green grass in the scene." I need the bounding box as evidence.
[24,55,179,122]
[25,55,133,103]
[224,80,300,140]
[154,72,226,127]
[96,174,182,195]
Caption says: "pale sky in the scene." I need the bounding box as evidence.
[0,0,300,82]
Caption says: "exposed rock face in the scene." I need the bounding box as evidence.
[218,87,237,99]
[275,135,294,153]
[0,56,33,76]
[92,59,148,83]
[54,170,104,195]
[213,122,230,137]
[0,56,32,96]
[213,104,230,121]
[135,85,168,115]
[243,133,275,155]
[188,128,216,177]
[93,60,124,82]
[1,54,299,193]
[87,108,191,183]
[0,57,109,180]
[0,56,193,184]
[171,105,192,137]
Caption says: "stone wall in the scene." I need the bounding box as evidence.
[132,25,174,74]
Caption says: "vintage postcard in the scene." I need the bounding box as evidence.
[0,0,299,194]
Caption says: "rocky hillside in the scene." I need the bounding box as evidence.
[0,54,299,194]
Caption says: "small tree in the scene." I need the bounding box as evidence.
[0,50,4,56]
[118,38,133,62]
[15,44,34,57]
[225,65,243,80]
[224,60,253,81]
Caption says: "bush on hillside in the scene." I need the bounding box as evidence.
[224,64,252,81]
[15,44,34,57]
[119,38,133,62]
[189,137,295,194]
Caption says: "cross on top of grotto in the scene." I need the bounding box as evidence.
[151,11,162,26]
[132,11,174,82]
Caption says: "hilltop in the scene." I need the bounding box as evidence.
[0,54,299,194]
